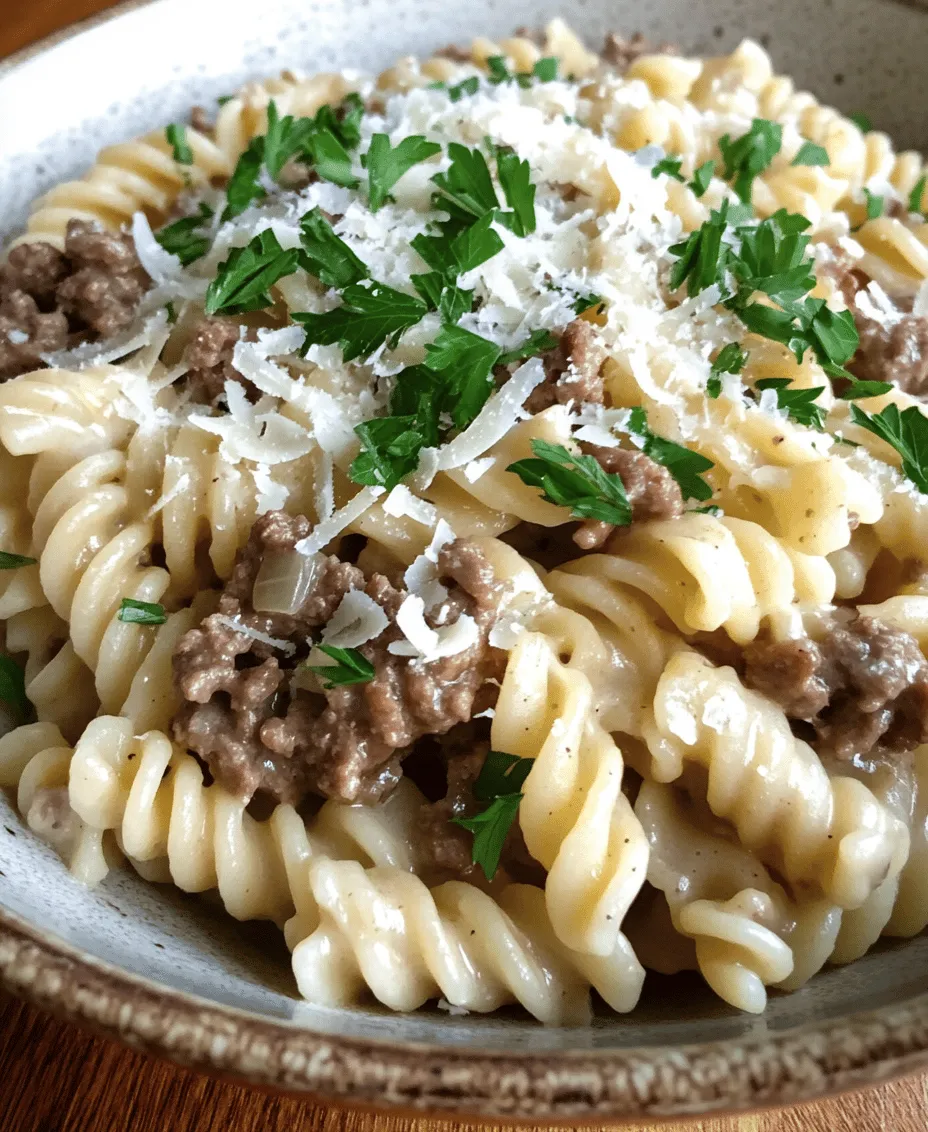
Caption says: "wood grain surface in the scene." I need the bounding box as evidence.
[1,3,927,1130]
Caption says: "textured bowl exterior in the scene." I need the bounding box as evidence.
[3,0,928,1119]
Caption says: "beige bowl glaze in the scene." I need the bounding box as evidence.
[3,0,928,1119]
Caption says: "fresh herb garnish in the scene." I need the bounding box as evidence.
[496,150,537,235]
[155,201,214,266]
[507,439,633,525]
[792,141,830,167]
[909,175,926,215]
[166,124,194,165]
[221,137,267,221]
[351,414,430,490]
[165,301,178,324]
[863,188,885,220]
[690,160,715,197]
[486,55,558,88]
[850,112,873,133]
[204,229,299,316]
[532,57,559,82]
[438,284,475,323]
[719,118,782,202]
[423,324,501,427]
[314,93,365,150]
[754,377,826,430]
[730,208,815,304]
[306,128,359,188]
[628,407,714,501]
[497,328,559,366]
[0,551,36,569]
[706,342,747,397]
[453,750,534,880]
[298,208,368,288]
[850,402,928,494]
[652,156,684,182]
[309,644,375,688]
[572,292,604,315]
[262,100,315,180]
[448,76,480,102]
[411,210,505,300]
[117,598,167,625]
[837,380,893,399]
[0,655,29,721]
[294,282,428,361]
[669,200,733,293]
[432,143,500,224]
[365,134,442,211]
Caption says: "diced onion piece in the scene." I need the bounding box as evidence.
[252,550,324,615]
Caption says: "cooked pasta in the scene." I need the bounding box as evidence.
[4,22,928,1024]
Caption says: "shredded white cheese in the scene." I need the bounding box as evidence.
[321,589,390,648]
[295,486,386,556]
[388,595,479,661]
[382,485,438,526]
[214,614,296,655]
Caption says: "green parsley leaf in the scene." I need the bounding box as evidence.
[689,160,715,197]
[707,342,747,397]
[438,284,475,324]
[424,325,501,427]
[532,57,559,81]
[262,100,315,180]
[351,416,425,490]
[365,134,441,210]
[496,151,537,236]
[453,794,523,880]
[294,282,428,361]
[669,200,732,294]
[412,210,505,281]
[221,137,266,221]
[307,128,359,188]
[850,402,928,494]
[628,407,714,501]
[309,644,375,688]
[411,272,445,309]
[486,56,514,84]
[117,598,167,625]
[730,209,815,304]
[755,377,826,430]
[803,300,860,376]
[497,329,559,366]
[205,230,299,316]
[298,208,368,288]
[166,124,194,165]
[217,95,233,107]
[473,750,534,799]
[155,202,214,266]
[314,93,365,150]
[448,76,480,102]
[850,112,873,133]
[837,380,894,399]
[165,301,178,324]
[651,155,684,182]
[0,655,29,721]
[864,187,885,220]
[572,292,604,315]
[432,143,499,224]
[736,301,809,359]
[719,118,782,202]
[507,439,633,525]
[0,551,37,570]
[909,175,927,215]
[792,141,830,167]
[387,364,445,442]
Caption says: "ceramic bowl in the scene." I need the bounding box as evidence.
[4,0,928,1120]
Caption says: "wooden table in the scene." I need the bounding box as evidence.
[2,2,928,1129]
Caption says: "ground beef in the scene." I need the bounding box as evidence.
[182,316,255,404]
[602,32,677,70]
[744,614,928,759]
[523,319,606,413]
[0,219,150,381]
[172,512,506,807]
[828,261,928,396]
[572,444,684,549]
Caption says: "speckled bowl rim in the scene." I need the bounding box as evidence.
[4,2,928,1122]
[4,904,928,1121]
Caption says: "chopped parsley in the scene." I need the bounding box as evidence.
[497,329,559,366]
[507,439,633,525]
[309,644,375,688]
[754,377,826,430]
[155,201,214,266]
[453,750,534,880]
[0,655,29,721]
[221,137,267,221]
[205,230,299,316]
[306,128,359,188]
[706,342,747,397]
[496,150,537,235]
[669,200,733,294]
[438,284,475,323]
[792,141,830,167]
[532,57,559,82]
[850,112,873,133]
[165,124,194,165]
[850,402,928,494]
[651,156,684,182]
[365,134,442,210]
[719,118,782,202]
[448,76,480,102]
[836,380,893,399]
[690,160,715,197]
[572,292,604,315]
[432,143,500,224]
[863,188,885,220]
[117,598,167,625]
[263,100,316,179]
[411,210,505,294]
[485,55,556,87]
[298,208,368,288]
[423,324,501,427]
[351,414,431,491]
[294,282,428,361]
[165,301,178,324]
[909,175,926,215]
[628,407,714,501]
[0,551,37,569]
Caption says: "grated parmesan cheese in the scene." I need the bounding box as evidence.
[382,485,438,526]
[321,589,390,648]
[214,614,296,656]
[295,486,386,556]
[388,595,479,661]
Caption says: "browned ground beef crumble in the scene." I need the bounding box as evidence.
[183,316,257,404]
[523,318,606,413]
[744,615,928,759]
[573,444,684,549]
[0,219,150,380]
[172,512,506,813]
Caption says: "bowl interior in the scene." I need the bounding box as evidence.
[3,0,928,1069]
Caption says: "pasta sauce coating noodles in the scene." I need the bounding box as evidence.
[3,21,928,1022]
